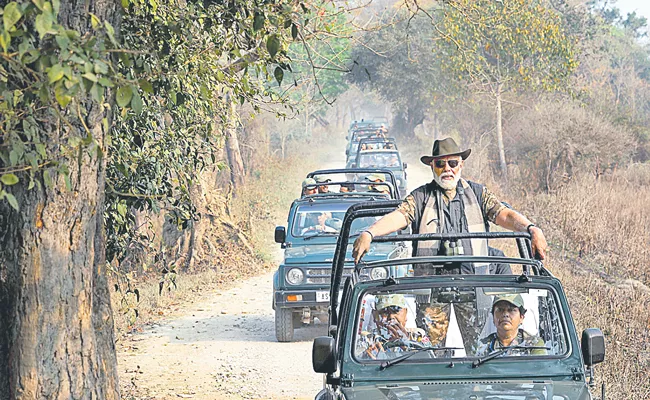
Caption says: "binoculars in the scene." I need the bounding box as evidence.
[441,240,464,256]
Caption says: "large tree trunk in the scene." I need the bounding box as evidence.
[225,99,246,194]
[0,1,121,399]
[495,83,508,181]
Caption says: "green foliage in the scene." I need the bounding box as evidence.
[439,0,577,94]
[0,0,125,210]
[104,0,337,263]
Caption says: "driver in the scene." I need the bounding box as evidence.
[359,295,429,359]
[301,211,337,235]
[476,294,547,356]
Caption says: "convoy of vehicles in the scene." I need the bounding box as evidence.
[272,117,606,399]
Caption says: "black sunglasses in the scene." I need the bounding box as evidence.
[433,159,460,169]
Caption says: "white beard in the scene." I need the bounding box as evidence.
[433,169,461,190]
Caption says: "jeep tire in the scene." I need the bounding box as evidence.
[275,307,294,342]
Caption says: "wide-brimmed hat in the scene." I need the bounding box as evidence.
[420,137,471,165]
[365,173,386,182]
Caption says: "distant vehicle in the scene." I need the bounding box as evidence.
[312,201,607,400]
[352,149,407,197]
[273,170,407,342]
[346,137,399,168]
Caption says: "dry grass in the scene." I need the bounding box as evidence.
[501,166,650,398]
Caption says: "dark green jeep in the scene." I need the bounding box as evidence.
[312,201,606,399]
[272,170,408,342]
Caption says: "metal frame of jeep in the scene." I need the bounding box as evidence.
[351,150,407,197]
[311,200,606,399]
[305,168,400,200]
[346,137,398,158]
[273,180,403,343]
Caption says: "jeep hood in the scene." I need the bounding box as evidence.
[342,380,591,400]
[284,243,397,264]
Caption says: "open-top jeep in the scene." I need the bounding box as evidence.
[273,170,409,342]
[312,201,606,399]
[352,149,407,197]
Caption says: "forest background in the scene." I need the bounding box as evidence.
[0,0,649,398]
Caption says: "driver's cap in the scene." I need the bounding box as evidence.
[315,176,332,183]
[492,294,525,309]
[375,294,407,311]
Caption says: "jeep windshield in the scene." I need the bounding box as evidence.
[353,283,568,364]
[357,151,402,170]
[291,203,382,238]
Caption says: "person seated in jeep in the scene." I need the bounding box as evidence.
[476,294,547,356]
[366,173,390,195]
[358,294,429,359]
[301,211,337,235]
[315,176,331,193]
[339,183,355,193]
[302,178,317,196]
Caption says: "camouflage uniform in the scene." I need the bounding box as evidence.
[476,329,547,357]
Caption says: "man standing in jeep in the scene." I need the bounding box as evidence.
[353,137,548,274]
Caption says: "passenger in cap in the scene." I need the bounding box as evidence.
[339,183,355,193]
[315,176,331,193]
[366,173,390,195]
[302,178,317,196]
[476,294,547,356]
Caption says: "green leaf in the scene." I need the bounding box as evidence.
[90,13,101,30]
[117,202,127,217]
[1,174,19,185]
[82,72,98,82]
[5,192,19,211]
[116,86,133,108]
[291,23,298,40]
[35,11,54,39]
[3,2,22,30]
[90,83,105,103]
[0,31,10,53]
[253,12,264,31]
[274,66,283,86]
[138,79,153,93]
[54,83,72,107]
[131,91,143,114]
[266,34,280,59]
[47,64,64,84]
[104,21,117,46]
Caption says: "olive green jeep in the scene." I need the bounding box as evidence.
[312,201,606,400]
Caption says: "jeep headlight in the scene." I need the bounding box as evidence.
[396,178,402,187]
[286,268,304,285]
[370,267,388,280]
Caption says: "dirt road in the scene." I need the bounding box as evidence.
[117,147,432,399]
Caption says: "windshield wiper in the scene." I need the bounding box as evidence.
[303,232,339,240]
[472,345,550,368]
[379,346,463,370]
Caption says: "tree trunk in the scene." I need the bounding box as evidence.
[0,1,121,399]
[495,83,508,181]
[225,98,245,194]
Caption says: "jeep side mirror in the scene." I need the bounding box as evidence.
[582,328,605,366]
[274,226,286,244]
[345,135,348,140]
[403,162,407,169]
[312,336,337,373]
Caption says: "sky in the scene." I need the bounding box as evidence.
[614,0,650,22]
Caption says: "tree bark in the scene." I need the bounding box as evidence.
[495,83,508,181]
[0,1,121,399]
[225,98,245,194]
